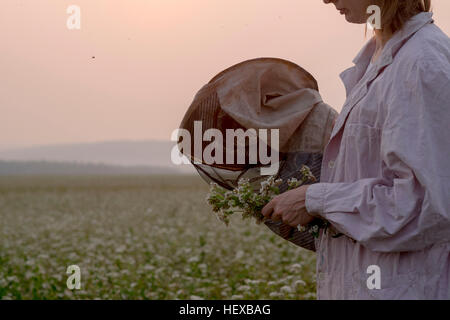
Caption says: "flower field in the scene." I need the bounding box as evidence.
[0,175,316,300]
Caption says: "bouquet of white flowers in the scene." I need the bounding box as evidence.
[206,165,330,238]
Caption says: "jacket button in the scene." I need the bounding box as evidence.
[328,160,335,169]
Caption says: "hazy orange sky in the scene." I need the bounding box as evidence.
[2,0,450,149]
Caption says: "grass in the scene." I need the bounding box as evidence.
[0,175,316,300]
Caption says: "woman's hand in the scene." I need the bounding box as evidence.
[261,185,315,228]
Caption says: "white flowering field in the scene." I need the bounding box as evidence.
[0,175,316,300]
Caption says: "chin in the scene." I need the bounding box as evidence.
[345,13,366,25]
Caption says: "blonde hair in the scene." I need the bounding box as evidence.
[378,0,432,34]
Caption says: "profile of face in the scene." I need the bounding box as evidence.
[323,0,375,24]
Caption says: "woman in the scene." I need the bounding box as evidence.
[262,0,450,299]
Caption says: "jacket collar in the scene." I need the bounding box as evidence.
[339,12,434,97]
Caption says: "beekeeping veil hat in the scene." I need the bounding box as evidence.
[179,57,338,251]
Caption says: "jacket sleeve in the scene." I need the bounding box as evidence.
[305,62,450,253]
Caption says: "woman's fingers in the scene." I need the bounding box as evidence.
[281,210,295,225]
[271,209,282,222]
[262,191,313,226]
[262,198,283,222]
[261,199,275,218]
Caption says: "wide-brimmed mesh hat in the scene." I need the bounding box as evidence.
[179,57,337,251]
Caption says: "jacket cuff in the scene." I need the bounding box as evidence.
[305,183,327,217]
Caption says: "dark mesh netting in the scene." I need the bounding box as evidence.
[178,58,338,252]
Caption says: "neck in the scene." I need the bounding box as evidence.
[374,29,390,48]
[372,29,393,62]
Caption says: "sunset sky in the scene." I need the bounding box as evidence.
[2,0,450,149]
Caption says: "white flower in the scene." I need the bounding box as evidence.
[287,177,298,188]
[188,256,200,263]
[245,279,261,285]
[269,292,281,298]
[235,250,244,260]
[237,285,251,292]
[309,225,319,233]
[280,285,293,294]
[143,265,155,271]
[289,263,303,272]
[115,245,126,253]
[293,280,306,287]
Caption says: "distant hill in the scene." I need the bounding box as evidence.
[0,140,195,174]
[0,160,183,176]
